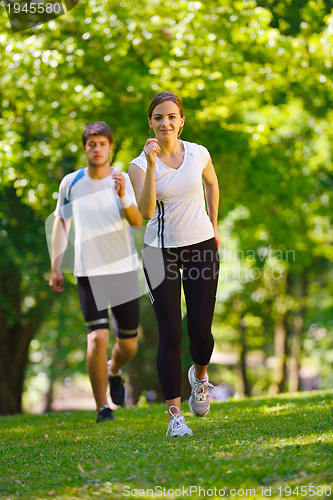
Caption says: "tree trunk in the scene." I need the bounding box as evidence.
[269,313,288,395]
[44,377,55,413]
[0,267,31,415]
[288,314,303,393]
[239,316,251,397]
[0,276,50,415]
[289,277,308,393]
[269,272,294,395]
[0,322,33,415]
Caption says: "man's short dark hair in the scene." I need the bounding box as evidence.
[82,121,113,146]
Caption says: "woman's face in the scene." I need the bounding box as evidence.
[148,100,185,141]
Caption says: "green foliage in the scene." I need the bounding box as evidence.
[0,391,332,499]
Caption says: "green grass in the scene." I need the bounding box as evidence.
[0,391,332,499]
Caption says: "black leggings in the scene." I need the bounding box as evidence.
[143,238,219,400]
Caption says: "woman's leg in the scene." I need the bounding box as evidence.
[182,239,219,416]
[144,247,183,402]
[182,239,219,369]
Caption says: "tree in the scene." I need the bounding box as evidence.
[0,185,53,414]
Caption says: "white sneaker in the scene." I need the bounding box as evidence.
[166,406,193,437]
[188,365,213,417]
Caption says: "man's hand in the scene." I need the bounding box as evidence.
[112,170,126,198]
[49,268,65,293]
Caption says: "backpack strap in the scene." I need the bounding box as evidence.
[64,169,85,205]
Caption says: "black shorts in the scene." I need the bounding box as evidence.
[77,272,139,338]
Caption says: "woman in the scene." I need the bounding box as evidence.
[129,91,220,437]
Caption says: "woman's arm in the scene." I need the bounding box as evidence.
[128,139,160,220]
[202,158,221,250]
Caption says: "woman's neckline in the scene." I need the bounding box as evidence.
[157,140,186,171]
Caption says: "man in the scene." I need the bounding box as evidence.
[49,121,142,422]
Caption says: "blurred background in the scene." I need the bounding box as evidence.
[0,0,332,415]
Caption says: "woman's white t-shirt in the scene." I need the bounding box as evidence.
[54,167,139,277]
[130,140,214,248]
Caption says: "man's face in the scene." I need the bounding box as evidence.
[83,135,113,167]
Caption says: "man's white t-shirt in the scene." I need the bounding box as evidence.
[54,167,139,277]
[130,140,214,248]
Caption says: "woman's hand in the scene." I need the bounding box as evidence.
[213,228,221,251]
[144,138,160,168]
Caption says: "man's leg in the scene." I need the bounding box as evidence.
[77,277,112,419]
[86,328,109,409]
[108,337,138,375]
[108,297,139,405]
[109,294,139,374]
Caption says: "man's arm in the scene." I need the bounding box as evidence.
[49,216,71,293]
[121,203,143,227]
[202,158,221,251]
[112,170,143,227]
